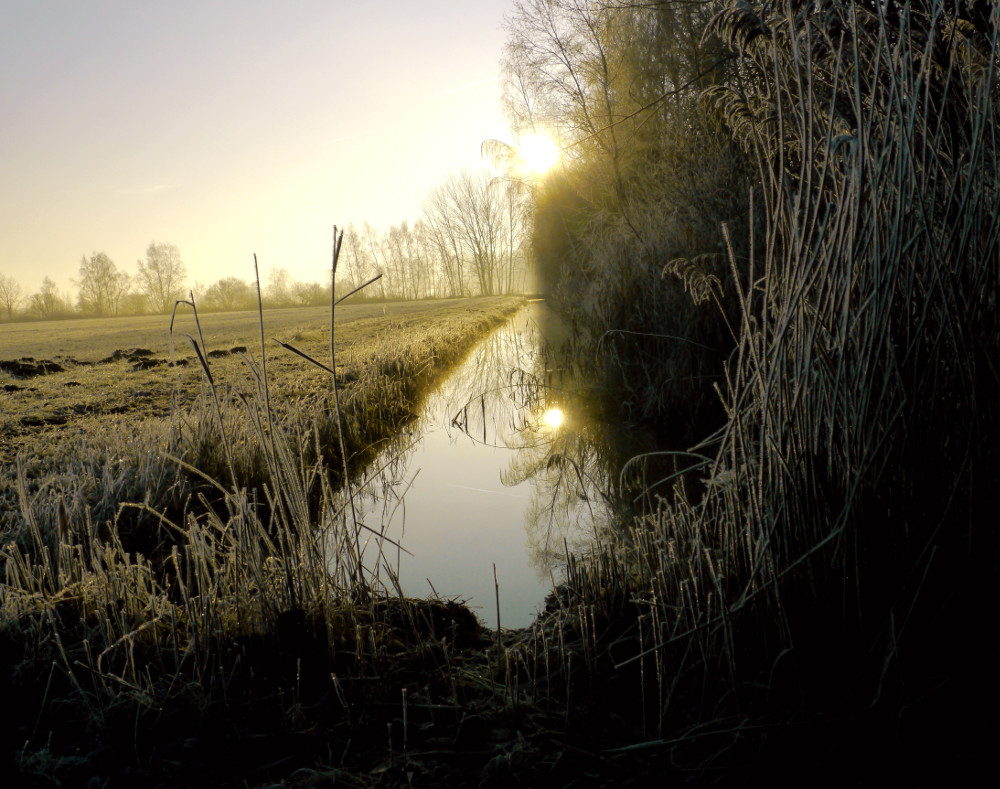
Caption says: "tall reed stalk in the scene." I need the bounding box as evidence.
[561,0,1000,761]
[0,231,406,776]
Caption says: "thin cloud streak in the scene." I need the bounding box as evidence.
[118,184,175,195]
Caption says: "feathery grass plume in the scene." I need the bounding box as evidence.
[662,254,724,306]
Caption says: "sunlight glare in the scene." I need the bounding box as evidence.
[520,133,560,174]
[543,407,564,429]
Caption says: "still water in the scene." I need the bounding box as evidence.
[342,301,653,628]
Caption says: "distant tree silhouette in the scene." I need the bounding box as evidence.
[75,252,129,316]
[0,272,24,319]
[204,276,255,311]
[137,242,187,313]
[29,276,69,319]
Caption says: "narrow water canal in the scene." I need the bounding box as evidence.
[344,301,654,628]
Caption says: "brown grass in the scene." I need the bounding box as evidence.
[1,292,548,786]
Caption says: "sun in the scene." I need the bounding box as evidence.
[519,133,560,174]
[543,407,564,429]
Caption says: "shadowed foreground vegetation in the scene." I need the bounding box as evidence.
[505,0,999,782]
[2,295,540,787]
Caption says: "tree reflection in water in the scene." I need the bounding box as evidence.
[449,303,659,577]
[338,303,659,626]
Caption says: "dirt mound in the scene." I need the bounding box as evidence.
[19,414,67,428]
[0,358,65,378]
[99,348,155,364]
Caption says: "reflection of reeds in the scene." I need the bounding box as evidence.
[429,304,650,577]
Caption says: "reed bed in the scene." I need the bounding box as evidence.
[516,0,1000,779]
[1,255,529,783]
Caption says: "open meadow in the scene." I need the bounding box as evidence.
[4,296,578,786]
[1,298,521,462]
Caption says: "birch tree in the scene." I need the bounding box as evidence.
[0,272,24,319]
[137,242,187,313]
[76,252,129,316]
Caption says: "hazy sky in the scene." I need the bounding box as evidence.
[1,1,516,295]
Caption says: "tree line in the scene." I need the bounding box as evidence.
[340,168,530,300]
[1,164,532,322]
[1,242,187,321]
[0,241,339,322]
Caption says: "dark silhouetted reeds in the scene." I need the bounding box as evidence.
[525,0,1000,778]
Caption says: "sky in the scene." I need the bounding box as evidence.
[0,1,518,295]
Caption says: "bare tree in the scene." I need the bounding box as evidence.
[29,276,69,319]
[362,222,389,300]
[0,272,24,319]
[120,291,149,315]
[340,222,379,293]
[137,242,187,313]
[503,1,720,209]
[420,169,530,297]
[382,222,425,300]
[423,184,468,296]
[265,267,294,307]
[75,252,129,316]
[503,0,624,161]
[204,276,255,312]
[335,173,528,302]
[291,281,328,306]
[451,169,506,295]
[496,177,531,294]
[411,220,439,297]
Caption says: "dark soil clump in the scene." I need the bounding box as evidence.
[98,347,155,364]
[0,358,64,378]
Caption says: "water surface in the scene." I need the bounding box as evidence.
[343,302,653,628]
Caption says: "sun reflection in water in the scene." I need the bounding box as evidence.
[543,407,564,429]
